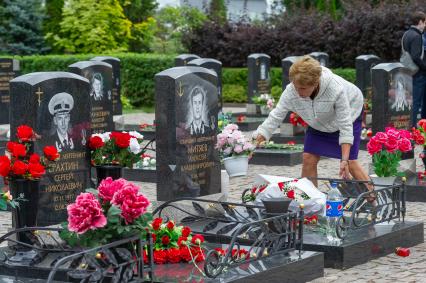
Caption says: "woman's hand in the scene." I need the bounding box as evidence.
[255,134,266,146]
[339,160,350,179]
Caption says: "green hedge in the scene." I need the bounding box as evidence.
[222,67,356,104]
[13,54,355,106]
[19,53,175,107]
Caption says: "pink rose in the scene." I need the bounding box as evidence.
[67,193,107,234]
[120,193,150,224]
[367,137,382,155]
[385,128,400,140]
[397,137,412,152]
[111,182,140,206]
[374,132,388,144]
[385,137,398,153]
[234,145,243,153]
[398,130,412,140]
[98,177,127,202]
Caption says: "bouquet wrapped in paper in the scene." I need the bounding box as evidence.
[244,174,326,216]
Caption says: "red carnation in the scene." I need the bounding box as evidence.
[152,217,162,230]
[0,156,11,177]
[43,146,60,161]
[11,160,28,175]
[11,143,27,158]
[191,234,204,245]
[286,190,295,199]
[29,153,40,164]
[6,142,16,153]
[166,221,174,230]
[191,246,205,262]
[177,236,187,247]
[153,250,168,264]
[28,162,45,178]
[16,125,34,142]
[167,248,181,263]
[181,226,191,237]
[152,233,156,243]
[112,132,131,148]
[179,246,192,262]
[89,136,104,149]
[215,248,225,256]
[161,235,170,245]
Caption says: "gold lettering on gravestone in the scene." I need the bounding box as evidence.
[0,62,11,68]
[177,82,184,97]
[257,80,269,94]
[35,87,43,106]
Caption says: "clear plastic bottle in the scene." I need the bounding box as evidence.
[326,182,344,243]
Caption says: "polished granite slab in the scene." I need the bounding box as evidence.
[250,148,303,166]
[303,221,423,269]
[148,250,323,283]
[405,176,426,202]
[231,117,265,132]
[270,133,305,144]
[123,167,157,183]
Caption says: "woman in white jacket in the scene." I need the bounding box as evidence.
[255,56,371,188]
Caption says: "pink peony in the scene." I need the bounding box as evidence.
[234,145,243,153]
[120,193,150,224]
[385,128,400,140]
[399,130,412,140]
[385,137,398,153]
[398,137,412,152]
[223,147,232,156]
[111,182,140,206]
[367,137,382,155]
[98,177,127,202]
[67,193,107,234]
[374,132,388,144]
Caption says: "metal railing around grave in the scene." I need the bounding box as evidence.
[242,177,406,240]
[0,227,154,283]
[153,198,304,278]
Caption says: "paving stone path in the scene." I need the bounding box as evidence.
[0,109,424,282]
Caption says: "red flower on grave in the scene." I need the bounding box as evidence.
[191,234,204,245]
[152,218,163,231]
[88,136,104,149]
[237,115,246,123]
[11,160,28,175]
[11,143,27,158]
[29,153,40,164]
[286,190,295,199]
[167,248,181,263]
[0,156,11,177]
[153,249,168,264]
[111,132,132,148]
[67,193,107,234]
[287,141,296,145]
[28,162,45,178]
[418,119,426,131]
[161,235,170,245]
[43,146,60,161]
[16,125,34,142]
[177,236,187,247]
[166,221,174,230]
[181,226,191,237]
[179,246,192,262]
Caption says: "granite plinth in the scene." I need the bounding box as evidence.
[303,221,423,269]
[231,111,268,118]
[149,250,323,283]
[270,133,305,144]
[250,148,303,166]
[232,117,265,131]
[123,167,157,183]
[405,175,426,202]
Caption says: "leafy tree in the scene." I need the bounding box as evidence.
[0,0,47,55]
[44,0,64,53]
[48,0,131,53]
[208,0,227,25]
[119,0,158,52]
[153,6,207,54]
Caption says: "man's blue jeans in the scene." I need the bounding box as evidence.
[412,72,426,127]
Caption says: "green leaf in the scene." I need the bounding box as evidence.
[85,188,99,196]
[0,200,7,211]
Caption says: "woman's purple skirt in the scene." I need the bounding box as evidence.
[304,117,362,160]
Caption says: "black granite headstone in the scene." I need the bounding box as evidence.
[69,61,114,133]
[175,54,201,66]
[0,59,20,124]
[247,53,271,114]
[187,58,223,110]
[90,56,122,115]
[155,66,220,200]
[309,52,329,67]
[10,72,91,226]
[281,56,301,91]
[371,63,412,133]
[355,55,381,99]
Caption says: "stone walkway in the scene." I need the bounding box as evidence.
[0,109,424,282]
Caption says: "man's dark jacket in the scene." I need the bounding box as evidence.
[403,26,426,75]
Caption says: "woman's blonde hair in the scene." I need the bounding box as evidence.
[289,55,322,86]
